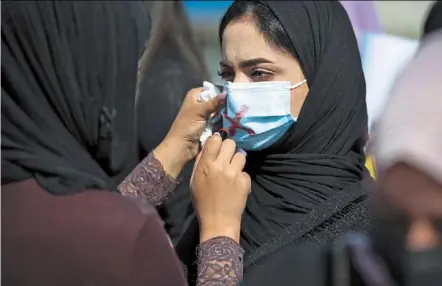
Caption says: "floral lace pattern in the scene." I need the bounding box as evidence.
[118,153,180,206]
[119,153,243,285]
[196,236,244,286]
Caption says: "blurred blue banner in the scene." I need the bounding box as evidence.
[184,1,233,24]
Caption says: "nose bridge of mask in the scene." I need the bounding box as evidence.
[225,80,307,117]
[225,81,292,117]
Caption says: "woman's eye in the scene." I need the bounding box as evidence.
[217,70,233,81]
[250,68,272,81]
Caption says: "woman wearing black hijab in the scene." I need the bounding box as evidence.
[243,28,442,286]
[177,0,372,282]
[2,1,249,285]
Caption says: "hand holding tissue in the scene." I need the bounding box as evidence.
[198,81,223,145]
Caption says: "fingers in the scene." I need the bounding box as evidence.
[199,92,226,117]
[240,172,251,187]
[218,128,229,141]
[187,87,204,104]
[183,87,225,121]
[238,172,252,196]
[230,151,247,172]
[216,139,236,165]
[199,133,222,163]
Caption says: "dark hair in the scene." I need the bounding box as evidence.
[219,0,297,59]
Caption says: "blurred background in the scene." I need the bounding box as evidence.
[183,0,436,131]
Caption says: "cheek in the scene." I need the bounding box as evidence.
[279,59,308,118]
[290,84,309,118]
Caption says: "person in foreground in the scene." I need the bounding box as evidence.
[241,26,442,286]
[177,1,372,281]
[2,2,248,285]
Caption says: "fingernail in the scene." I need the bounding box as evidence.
[213,132,221,137]
[237,148,247,156]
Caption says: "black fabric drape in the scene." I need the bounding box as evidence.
[239,0,369,252]
[424,1,442,36]
[1,1,151,194]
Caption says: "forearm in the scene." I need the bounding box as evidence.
[196,236,244,286]
[118,153,181,206]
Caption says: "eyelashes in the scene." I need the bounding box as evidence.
[217,70,231,78]
[251,68,272,81]
[217,68,274,82]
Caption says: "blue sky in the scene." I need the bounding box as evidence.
[183,1,233,24]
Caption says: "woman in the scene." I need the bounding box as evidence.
[136,1,212,243]
[241,30,442,286]
[177,0,372,281]
[2,1,248,285]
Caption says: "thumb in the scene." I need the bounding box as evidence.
[199,92,226,117]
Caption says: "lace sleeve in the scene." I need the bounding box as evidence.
[196,236,244,286]
[118,153,181,206]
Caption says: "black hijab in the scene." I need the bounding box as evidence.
[239,0,369,252]
[176,3,369,275]
[1,1,150,194]
[424,1,442,36]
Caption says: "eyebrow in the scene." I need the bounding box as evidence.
[219,57,274,69]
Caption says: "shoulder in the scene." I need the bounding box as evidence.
[243,178,373,270]
[2,179,183,285]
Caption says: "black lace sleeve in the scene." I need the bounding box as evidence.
[118,153,181,206]
[196,236,244,286]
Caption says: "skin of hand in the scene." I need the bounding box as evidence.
[153,87,226,178]
[190,135,251,243]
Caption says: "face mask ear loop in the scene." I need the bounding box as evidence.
[290,79,307,89]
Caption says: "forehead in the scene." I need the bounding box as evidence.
[221,18,283,64]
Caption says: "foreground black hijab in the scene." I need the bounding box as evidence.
[177,1,370,280]
[1,1,150,194]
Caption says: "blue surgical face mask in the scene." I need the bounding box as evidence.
[222,80,307,151]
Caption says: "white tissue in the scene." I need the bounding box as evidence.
[199,81,222,145]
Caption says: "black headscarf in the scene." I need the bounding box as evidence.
[239,0,369,252]
[424,1,442,36]
[177,1,369,277]
[1,1,150,194]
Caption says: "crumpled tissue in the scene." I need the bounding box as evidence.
[198,81,223,145]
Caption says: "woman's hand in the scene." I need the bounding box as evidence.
[154,88,225,178]
[191,134,251,243]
